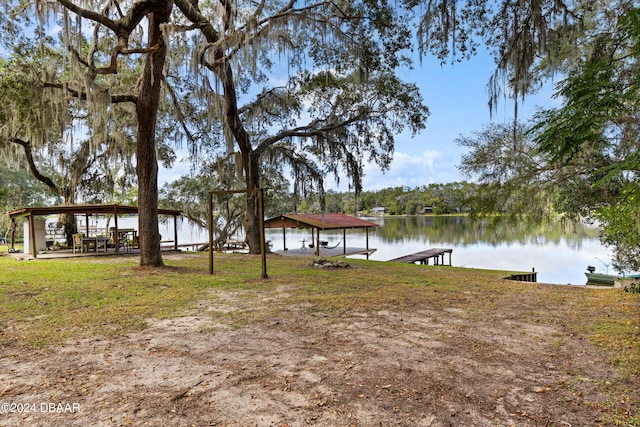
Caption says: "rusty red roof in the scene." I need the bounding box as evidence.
[6,204,181,217]
[264,213,378,230]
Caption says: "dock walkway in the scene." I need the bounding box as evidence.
[275,246,376,258]
[505,269,537,282]
[389,248,453,265]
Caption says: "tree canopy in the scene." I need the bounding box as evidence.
[455,2,640,271]
[0,0,434,260]
[416,0,583,117]
[532,6,640,271]
[158,0,430,253]
[0,43,141,243]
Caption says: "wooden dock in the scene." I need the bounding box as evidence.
[505,269,537,282]
[275,246,377,258]
[164,242,209,251]
[388,248,453,265]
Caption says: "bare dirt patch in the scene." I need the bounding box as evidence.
[1,281,635,427]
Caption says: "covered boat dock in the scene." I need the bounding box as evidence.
[263,213,379,258]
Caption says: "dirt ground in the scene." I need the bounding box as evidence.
[0,262,636,426]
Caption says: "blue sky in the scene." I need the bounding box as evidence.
[160,50,562,192]
[351,51,562,191]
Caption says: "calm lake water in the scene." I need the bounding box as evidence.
[146,214,613,285]
[260,216,614,286]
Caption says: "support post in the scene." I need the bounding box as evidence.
[208,192,214,275]
[257,188,268,279]
[173,215,178,250]
[114,214,120,254]
[282,227,287,251]
[29,214,37,258]
[344,229,347,255]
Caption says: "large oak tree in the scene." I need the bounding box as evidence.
[7,0,428,260]
[2,0,175,265]
[168,0,429,253]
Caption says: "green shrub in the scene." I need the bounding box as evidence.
[623,281,640,294]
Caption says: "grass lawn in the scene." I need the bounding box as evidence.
[0,249,638,425]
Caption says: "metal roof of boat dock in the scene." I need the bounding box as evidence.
[263,213,379,230]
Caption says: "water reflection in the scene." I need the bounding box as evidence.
[370,216,599,248]
[264,216,613,285]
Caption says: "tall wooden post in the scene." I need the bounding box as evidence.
[114,214,120,254]
[173,215,178,250]
[365,228,370,260]
[208,192,214,275]
[29,214,37,258]
[282,227,287,251]
[258,189,268,279]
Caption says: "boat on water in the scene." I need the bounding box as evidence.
[585,264,620,285]
[584,264,640,285]
[585,272,618,286]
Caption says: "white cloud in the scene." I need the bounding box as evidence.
[359,149,461,191]
[158,156,193,187]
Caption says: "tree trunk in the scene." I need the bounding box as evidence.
[61,213,77,246]
[61,191,76,246]
[135,3,171,267]
[242,150,261,254]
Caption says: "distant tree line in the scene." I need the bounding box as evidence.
[288,182,479,216]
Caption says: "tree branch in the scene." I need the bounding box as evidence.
[8,137,60,195]
[42,82,137,104]
[56,0,118,30]
[56,0,156,36]
[57,0,163,77]
[174,0,221,43]
[211,1,336,65]
[163,78,196,143]
[256,116,364,157]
